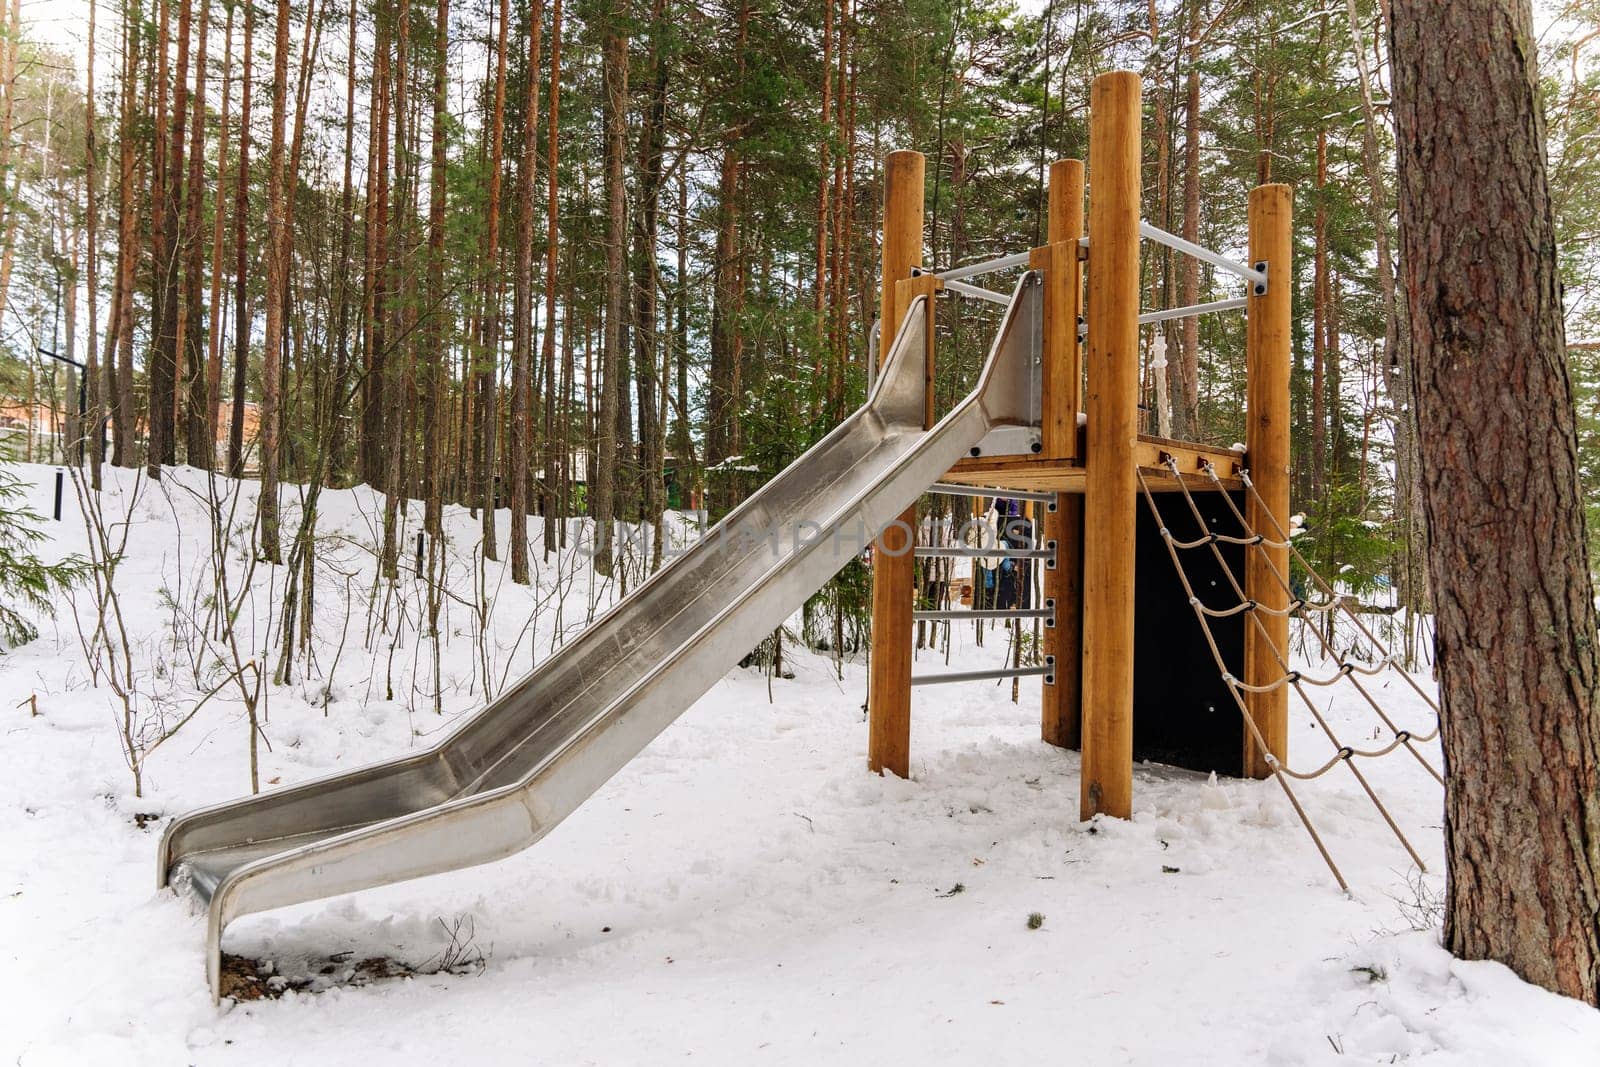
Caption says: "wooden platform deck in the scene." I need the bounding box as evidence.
[941,432,1245,493]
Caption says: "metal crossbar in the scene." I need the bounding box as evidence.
[914,607,1054,622]
[1137,296,1249,325]
[914,546,1053,559]
[932,250,1033,282]
[911,664,1053,687]
[941,277,1012,305]
[928,483,1057,503]
[1138,221,1267,289]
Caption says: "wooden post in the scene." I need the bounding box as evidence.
[1036,158,1085,748]
[1243,183,1292,779]
[868,149,925,778]
[1079,71,1141,820]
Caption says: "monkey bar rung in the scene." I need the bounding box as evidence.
[927,482,1057,503]
[1137,221,1267,289]
[913,608,1054,622]
[932,250,1034,282]
[914,546,1054,559]
[1137,296,1249,325]
[911,662,1054,687]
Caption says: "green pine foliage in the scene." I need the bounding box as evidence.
[0,465,86,652]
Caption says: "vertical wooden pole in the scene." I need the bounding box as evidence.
[868,149,924,778]
[1243,183,1293,779]
[1079,71,1141,820]
[1037,158,1085,748]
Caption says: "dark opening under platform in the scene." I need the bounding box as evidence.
[1131,487,1247,777]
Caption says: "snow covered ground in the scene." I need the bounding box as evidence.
[1,463,1597,1065]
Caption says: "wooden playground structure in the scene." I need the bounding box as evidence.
[865,70,1295,822]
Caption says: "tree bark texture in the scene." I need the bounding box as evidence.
[1391,0,1600,1005]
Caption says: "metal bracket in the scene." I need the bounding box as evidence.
[1252,260,1268,297]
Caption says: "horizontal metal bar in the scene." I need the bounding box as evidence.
[911,664,1053,687]
[927,482,1057,503]
[940,277,1012,305]
[1137,222,1267,288]
[913,608,1054,621]
[914,546,1053,559]
[933,250,1033,282]
[1137,296,1249,326]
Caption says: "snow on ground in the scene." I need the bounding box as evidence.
[1,463,1596,1065]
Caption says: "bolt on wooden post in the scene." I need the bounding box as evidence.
[1243,183,1293,779]
[867,149,925,778]
[1035,158,1085,749]
[1079,70,1141,820]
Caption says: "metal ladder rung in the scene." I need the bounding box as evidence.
[911,661,1054,687]
[914,546,1053,559]
[913,608,1053,622]
[927,482,1056,503]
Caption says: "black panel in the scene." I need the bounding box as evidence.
[1131,487,1247,777]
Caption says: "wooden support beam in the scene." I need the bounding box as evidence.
[1079,71,1141,820]
[868,149,925,779]
[1032,158,1084,462]
[1037,158,1085,750]
[1243,183,1293,779]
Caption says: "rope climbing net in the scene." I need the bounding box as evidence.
[1139,455,1443,892]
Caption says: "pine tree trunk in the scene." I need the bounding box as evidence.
[707,146,741,468]
[1391,0,1600,1006]
[85,0,103,484]
[508,0,545,584]
[205,4,233,469]
[423,0,449,536]
[182,0,210,466]
[539,0,563,559]
[1346,0,1426,613]
[110,0,142,468]
[380,0,410,580]
[632,0,666,549]
[1311,125,1327,500]
[1178,3,1202,436]
[480,0,510,560]
[593,9,627,576]
[146,0,176,475]
[229,0,253,477]
[363,9,391,492]
[258,0,293,562]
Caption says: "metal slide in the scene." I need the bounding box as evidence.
[159,273,1043,1000]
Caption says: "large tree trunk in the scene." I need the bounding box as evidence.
[1391,0,1600,1006]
